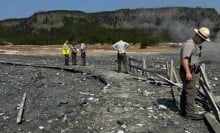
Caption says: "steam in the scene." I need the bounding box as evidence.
[166,17,219,64]
[201,31,220,64]
[168,22,194,42]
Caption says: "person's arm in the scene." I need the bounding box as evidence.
[84,44,86,51]
[112,44,117,50]
[182,57,192,80]
[125,43,129,49]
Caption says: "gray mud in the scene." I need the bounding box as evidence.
[0,52,218,133]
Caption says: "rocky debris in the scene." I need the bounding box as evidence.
[0,53,217,132]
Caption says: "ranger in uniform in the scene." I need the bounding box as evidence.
[179,27,210,120]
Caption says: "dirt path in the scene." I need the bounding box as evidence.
[0,44,180,56]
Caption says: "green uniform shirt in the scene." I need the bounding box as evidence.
[180,39,201,66]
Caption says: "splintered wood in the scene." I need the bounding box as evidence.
[156,74,182,88]
[158,62,220,132]
[205,112,220,133]
[127,57,220,131]
[128,57,147,77]
[16,92,27,124]
[199,65,220,123]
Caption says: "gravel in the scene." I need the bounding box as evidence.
[0,51,218,133]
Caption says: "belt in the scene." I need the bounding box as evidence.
[180,65,200,73]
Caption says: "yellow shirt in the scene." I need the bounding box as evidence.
[62,43,70,55]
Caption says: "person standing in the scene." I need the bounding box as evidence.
[112,40,129,73]
[71,41,77,65]
[179,27,210,120]
[80,42,86,66]
[62,40,70,65]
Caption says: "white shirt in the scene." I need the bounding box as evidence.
[112,40,129,53]
[80,43,86,53]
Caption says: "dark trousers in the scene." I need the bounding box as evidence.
[64,55,69,65]
[81,52,86,66]
[179,66,198,116]
[72,53,77,65]
[117,53,128,72]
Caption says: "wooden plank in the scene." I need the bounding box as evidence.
[128,57,132,72]
[201,83,220,122]
[17,92,27,124]
[172,64,180,83]
[200,65,212,91]
[199,80,220,108]
[128,57,166,76]
[143,58,146,70]
[166,62,170,78]
[204,113,220,133]
[199,65,220,122]
[169,60,176,104]
[168,60,180,83]
[142,58,147,77]
[128,64,163,76]
[128,64,143,70]
[157,74,182,104]
[143,61,165,64]
[170,60,174,81]
[143,68,165,74]
[128,57,143,63]
[156,74,182,88]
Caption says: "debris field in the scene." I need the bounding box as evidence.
[0,51,219,133]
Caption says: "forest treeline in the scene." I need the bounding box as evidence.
[0,7,220,48]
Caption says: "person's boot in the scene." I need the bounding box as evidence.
[185,114,204,120]
[178,111,186,117]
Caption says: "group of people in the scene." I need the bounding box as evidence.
[62,39,130,72]
[113,27,212,121]
[61,26,211,121]
[62,40,86,66]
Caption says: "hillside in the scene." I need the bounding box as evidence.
[0,7,220,45]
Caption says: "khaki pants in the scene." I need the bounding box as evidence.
[64,55,69,65]
[81,52,86,66]
[72,53,77,65]
[117,53,128,73]
[179,66,198,116]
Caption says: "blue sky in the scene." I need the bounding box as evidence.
[0,0,220,20]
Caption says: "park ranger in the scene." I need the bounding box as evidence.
[179,27,210,120]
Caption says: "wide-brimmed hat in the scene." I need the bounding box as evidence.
[194,27,210,42]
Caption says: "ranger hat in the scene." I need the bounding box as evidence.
[194,27,210,42]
